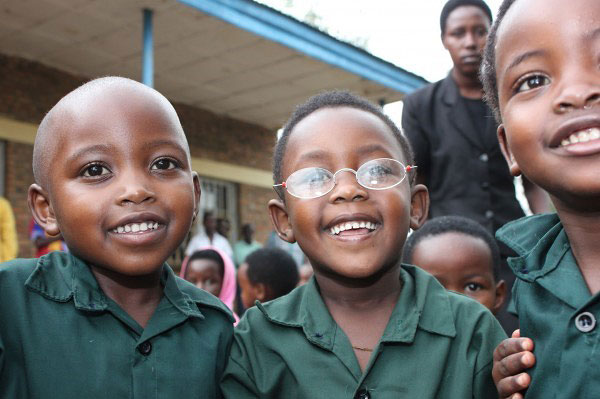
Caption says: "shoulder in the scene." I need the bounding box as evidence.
[496,213,561,256]
[0,258,38,286]
[174,275,235,323]
[403,77,447,108]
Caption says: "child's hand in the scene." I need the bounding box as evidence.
[493,329,535,399]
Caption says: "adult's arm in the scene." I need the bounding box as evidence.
[401,94,431,185]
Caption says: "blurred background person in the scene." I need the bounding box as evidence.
[233,223,262,268]
[0,196,17,262]
[237,248,299,312]
[180,247,239,323]
[29,218,67,257]
[186,211,233,259]
[216,217,231,240]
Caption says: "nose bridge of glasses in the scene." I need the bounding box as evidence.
[332,167,358,184]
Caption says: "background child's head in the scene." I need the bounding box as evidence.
[268,91,428,282]
[181,247,237,310]
[185,249,225,296]
[481,0,600,206]
[237,248,299,309]
[29,76,199,276]
[403,216,506,314]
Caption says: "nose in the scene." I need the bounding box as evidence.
[116,169,155,205]
[328,169,368,203]
[464,31,477,49]
[553,74,600,113]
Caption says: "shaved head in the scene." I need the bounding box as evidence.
[33,77,189,191]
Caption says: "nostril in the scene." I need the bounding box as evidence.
[585,93,600,109]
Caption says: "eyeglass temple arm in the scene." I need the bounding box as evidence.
[406,165,417,172]
[273,182,287,188]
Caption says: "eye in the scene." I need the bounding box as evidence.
[515,74,550,93]
[366,164,392,178]
[464,282,483,292]
[151,158,178,170]
[82,163,110,177]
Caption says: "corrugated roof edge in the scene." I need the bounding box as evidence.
[177,0,429,95]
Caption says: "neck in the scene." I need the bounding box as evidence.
[315,265,402,311]
[90,265,163,327]
[554,199,600,295]
[451,67,484,99]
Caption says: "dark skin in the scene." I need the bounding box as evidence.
[29,79,200,328]
[269,107,429,371]
[492,0,600,396]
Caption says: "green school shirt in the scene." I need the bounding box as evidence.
[0,251,234,399]
[220,264,506,398]
[497,213,600,398]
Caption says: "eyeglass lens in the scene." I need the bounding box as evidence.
[285,158,406,199]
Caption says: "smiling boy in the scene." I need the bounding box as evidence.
[220,91,506,398]
[0,77,233,398]
[478,0,600,397]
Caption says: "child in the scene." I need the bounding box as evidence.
[180,247,239,321]
[220,91,506,398]
[236,247,299,310]
[478,0,600,397]
[0,77,233,398]
[403,216,506,316]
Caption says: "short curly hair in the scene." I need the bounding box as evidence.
[272,90,416,198]
[403,215,501,280]
[245,248,299,300]
[480,0,518,123]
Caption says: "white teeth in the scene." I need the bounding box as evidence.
[561,127,600,147]
[329,220,378,235]
[113,221,160,234]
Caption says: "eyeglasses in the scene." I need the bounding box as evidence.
[274,158,416,199]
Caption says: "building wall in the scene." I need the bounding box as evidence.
[0,54,276,257]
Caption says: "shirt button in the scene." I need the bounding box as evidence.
[575,312,596,333]
[354,389,371,399]
[485,210,494,219]
[479,153,489,162]
[138,341,152,356]
[481,181,490,190]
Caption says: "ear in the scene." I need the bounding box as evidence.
[268,198,296,243]
[497,124,522,176]
[255,282,268,302]
[492,279,507,315]
[409,184,429,230]
[28,184,60,236]
[191,172,201,219]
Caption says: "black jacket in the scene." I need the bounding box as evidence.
[401,74,524,233]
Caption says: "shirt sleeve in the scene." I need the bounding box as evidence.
[401,94,431,176]
[220,316,260,398]
[472,311,507,398]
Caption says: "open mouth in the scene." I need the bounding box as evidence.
[112,221,160,234]
[328,220,379,236]
[560,127,600,147]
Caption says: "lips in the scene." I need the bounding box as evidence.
[325,213,380,237]
[109,212,166,234]
[551,114,600,148]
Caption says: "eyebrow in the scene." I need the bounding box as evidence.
[295,143,393,164]
[506,49,547,72]
[66,144,114,164]
[141,138,186,152]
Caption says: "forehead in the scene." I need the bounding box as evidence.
[285,107,404,171]
[496,0,598,59]
[189,258,221,272]
[445,5,489,29]
[415,232,493,274]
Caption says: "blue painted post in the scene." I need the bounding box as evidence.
[142,8,154,87]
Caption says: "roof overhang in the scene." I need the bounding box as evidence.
[0,0,427,129]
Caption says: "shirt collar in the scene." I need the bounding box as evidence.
[257,264,456,351]
[25,251,231,320]
[497,213,589,309]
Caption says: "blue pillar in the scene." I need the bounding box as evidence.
[142,8,154,87]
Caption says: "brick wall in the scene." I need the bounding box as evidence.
[0,54,276,257]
